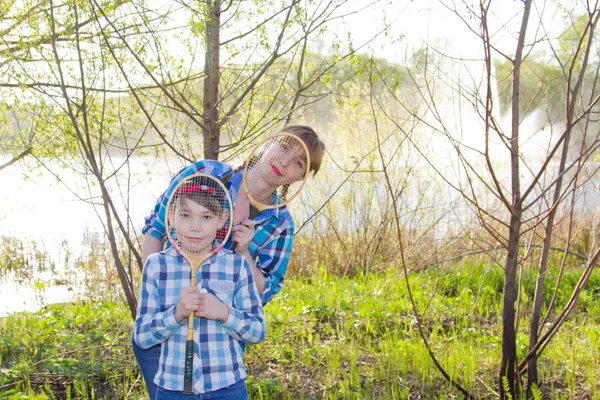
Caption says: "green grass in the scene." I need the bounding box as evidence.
[1,262,599,399]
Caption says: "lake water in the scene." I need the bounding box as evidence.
[0,157,178,315]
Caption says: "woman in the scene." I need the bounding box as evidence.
[134,125,325,399]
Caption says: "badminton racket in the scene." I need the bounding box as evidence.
[165,173,233,394]
[231,132,310,251]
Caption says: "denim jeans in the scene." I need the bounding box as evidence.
[155,379,248,400]
[132,335,160,400]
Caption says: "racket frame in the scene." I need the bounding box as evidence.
[230,133,310,252]
[241,132,311,215]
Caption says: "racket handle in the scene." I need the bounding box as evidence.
[249,205,261,219]
[231,241,239,252]
[183,339,194,394]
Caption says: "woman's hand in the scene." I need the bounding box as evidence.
[232,219,255,254]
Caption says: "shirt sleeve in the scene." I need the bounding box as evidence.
[252,217,294,305]
[133,254,184,349]
[142,161,232,242]
[221,258,266,344]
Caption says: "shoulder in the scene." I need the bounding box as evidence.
[277,206,294,225]
[261,206,294,231]
[144,248,179,270]
[250,209,295,250]
[215,248,248,264]
[178,160,232,178]
[213,249,252,271]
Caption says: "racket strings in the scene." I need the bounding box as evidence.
[167,175,232,258]
[245,134,309,208]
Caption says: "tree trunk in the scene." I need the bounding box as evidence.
[527,124,571,396]
[203,0,221,160]
[500,212,522,398]
[101,187,138,319]
[527,12,600,394]
[500,1,531,398]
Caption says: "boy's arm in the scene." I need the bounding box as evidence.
[220,258,266,344]
[133,256,185,349]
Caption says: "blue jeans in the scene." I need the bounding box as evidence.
[156,379,248,400]
[132,335,160,400]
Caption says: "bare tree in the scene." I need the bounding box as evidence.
[525,7,600,396]
[363,0,600,398]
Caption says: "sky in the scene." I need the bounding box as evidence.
[321,0,579,65]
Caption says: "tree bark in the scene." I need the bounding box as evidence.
[203,0,221,160]
[527,12,600,394]
[500,0,532,398]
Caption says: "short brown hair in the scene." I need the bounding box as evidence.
[172,176,225,215]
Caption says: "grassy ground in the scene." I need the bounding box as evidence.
[1,262,599,399]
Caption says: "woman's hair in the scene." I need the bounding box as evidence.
[221,124,326,191]
[279,124,325,176]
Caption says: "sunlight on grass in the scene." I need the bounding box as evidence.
[1,262,599,399]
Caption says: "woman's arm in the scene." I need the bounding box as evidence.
[252,216,294,304]
[141,233,163,264]
[231,219,265,292]
[249,263,265,293]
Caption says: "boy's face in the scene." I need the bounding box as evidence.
[261,138,307,186]
[171,197,228,255]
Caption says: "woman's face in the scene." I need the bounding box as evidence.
[259,138,307,186]
[171,198,228,255]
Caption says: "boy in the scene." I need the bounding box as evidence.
[134,176,265,399]
[134,125,326,398]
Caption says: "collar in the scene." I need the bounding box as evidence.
[165,246,230,265]
[226,169,282,221]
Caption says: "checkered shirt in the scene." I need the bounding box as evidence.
[133,247,266,394]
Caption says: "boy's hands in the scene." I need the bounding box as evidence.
[194,291,229,323]
[176,286,230,323]
[175,286,201,322]
[231,219,254,254]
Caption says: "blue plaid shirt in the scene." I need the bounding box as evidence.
[133,247,266,394]
[143,160,294,304]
